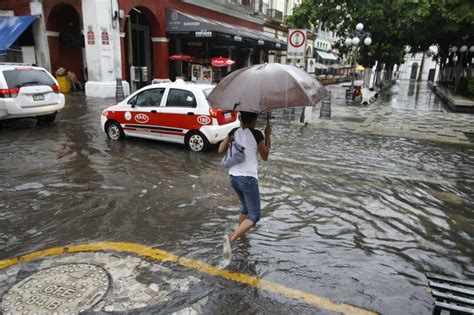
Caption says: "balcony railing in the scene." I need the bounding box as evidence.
[267,9,283,22]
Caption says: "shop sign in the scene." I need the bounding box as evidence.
[101,31,109,45]
[258,40,264,45]
[234,36,242,42]
[195,30,212,38]
[287,29,306,59]
[87,26,95,45]
[307,58,316,73]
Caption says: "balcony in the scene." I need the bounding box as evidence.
[267,9,283,22]
[183,0,266,23]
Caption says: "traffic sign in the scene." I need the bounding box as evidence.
[287,29,307,59]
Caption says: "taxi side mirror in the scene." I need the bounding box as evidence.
[128,98,136,108]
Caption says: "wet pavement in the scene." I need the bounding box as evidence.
[314,81,474,144]
[0,80,473,314]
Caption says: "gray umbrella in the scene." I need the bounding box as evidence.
[207,63,329,113]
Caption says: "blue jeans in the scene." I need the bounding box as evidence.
[229,175,261,224]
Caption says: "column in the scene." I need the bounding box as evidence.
[30,2,51,71]
[120,32,127,81]
[82,0,129,98]
[151,37,169,79]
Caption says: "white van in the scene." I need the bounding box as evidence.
[0,63,65,123]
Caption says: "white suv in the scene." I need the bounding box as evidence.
[0,63,65,123]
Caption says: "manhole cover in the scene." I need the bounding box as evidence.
[2,264,109,314]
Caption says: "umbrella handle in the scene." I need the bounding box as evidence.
[266,112,271,149]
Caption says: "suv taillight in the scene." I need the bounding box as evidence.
[209,108,219,118]
[0,88,20,98]
[52,85,61,94]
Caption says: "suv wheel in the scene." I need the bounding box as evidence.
[185,131,209,152]
[37,112,57,125]
[106,121,125,140]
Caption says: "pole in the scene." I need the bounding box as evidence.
[347,46,358,106]
[266,112,271,148]
[453,53,464,95]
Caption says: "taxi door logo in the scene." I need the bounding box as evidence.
[135,113,149,124]
[197,116,211,125]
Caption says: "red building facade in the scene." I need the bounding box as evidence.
[0,0,285,97]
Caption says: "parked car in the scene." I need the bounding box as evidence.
[101,80,240,152]
[0,63,65,123]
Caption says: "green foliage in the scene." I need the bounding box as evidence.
[287,0,474,69]
[466,79,474,95]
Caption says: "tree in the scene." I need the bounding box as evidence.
[287,0,474,83]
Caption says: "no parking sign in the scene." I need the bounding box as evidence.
[287,29,306,59]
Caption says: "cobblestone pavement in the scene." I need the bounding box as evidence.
[308,80,474,145]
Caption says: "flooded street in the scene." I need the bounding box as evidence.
[1,81,473,314]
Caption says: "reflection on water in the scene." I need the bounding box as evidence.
[0,87,473,314]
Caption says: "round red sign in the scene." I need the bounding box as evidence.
[289,30,305,48]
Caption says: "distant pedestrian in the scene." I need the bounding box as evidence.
[218,111,271,260]
[67,70,82,91]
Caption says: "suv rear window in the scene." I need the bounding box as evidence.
[3,69,55,89]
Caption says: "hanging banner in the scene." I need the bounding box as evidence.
[287,29,306,59]
[87,26,94,45]
[101,31,109,45]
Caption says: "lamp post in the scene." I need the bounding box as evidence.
[345,23,372,105]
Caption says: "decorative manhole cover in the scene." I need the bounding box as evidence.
[2,264,109,314]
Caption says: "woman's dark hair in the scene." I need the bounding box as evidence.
[240,111,258,125]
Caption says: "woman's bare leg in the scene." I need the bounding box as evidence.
[230,219,254,245]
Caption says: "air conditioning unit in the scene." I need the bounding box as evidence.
[267,9,283,22]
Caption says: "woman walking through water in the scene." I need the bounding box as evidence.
[218,111,272,260]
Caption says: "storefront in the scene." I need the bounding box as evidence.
[165,9,286,82]
[1,0,288,98]
[0,15,37,63]
[316,50,338,65]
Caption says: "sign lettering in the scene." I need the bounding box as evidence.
[195,30,212,38]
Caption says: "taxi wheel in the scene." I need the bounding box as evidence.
[185,131,209,152]
[106,121,125,140]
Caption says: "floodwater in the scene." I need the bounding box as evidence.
[0,82,473,314]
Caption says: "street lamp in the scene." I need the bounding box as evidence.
[345,23,372,105]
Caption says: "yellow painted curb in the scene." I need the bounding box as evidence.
[0,242,378,315]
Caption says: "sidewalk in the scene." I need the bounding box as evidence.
[429,82,474,113]
[308,80,474,145]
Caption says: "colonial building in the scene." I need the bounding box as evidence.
[398,46,439,82]
[0,0,287,97]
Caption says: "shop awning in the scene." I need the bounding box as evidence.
[0,15,37,54]
[315,62,328,70]
[166,9,286,50]
[328,64,347,69]
[316,50,338,61]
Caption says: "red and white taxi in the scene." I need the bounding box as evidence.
[101,80,240,152]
